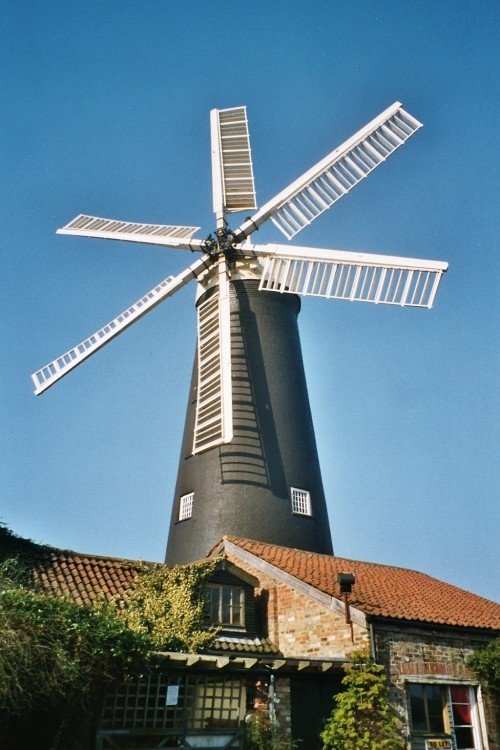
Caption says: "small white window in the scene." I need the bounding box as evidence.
[179,492,194,520]
[291,487,312,516]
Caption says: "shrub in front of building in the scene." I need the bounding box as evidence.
[320,650,404,750]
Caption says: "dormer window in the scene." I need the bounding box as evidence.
[205,584,245,627]
[291,487,312,516]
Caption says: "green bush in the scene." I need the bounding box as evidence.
[0,560,150,715]
[0,529,218,749]
[246,710,300,750]
[320,651,404,750]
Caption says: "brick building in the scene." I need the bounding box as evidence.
[28,534,499,749]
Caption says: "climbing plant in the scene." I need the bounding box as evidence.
[466,638,500,695]
[119,559,218,652]
[320,650,404,750]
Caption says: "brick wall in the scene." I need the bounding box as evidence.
[272,580,367,657]
[373,622,498,750]
[225,549,369,658]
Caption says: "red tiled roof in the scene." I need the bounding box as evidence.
[32,552,141,606]
[222,536,500,631]
[28,539,500,632]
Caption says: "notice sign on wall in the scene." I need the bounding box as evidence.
[425,741,452,750]
[165,685,179,706]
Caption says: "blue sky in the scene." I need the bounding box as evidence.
[2,0,498,600]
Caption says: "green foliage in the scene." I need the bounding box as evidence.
[0,555,218,717]
[0,530,219,749]
[320,651,404,750]
[120,560,218,652]
[0,523,63,565]
[0,559,150,716]
[246,711,300,750]
[466,639,500,694]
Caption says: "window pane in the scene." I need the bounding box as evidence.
[454,726,475,748]
[222,587,231,623]
[204,586,220,623]
[427,684,445,732]
[452,702,472,725]
[232,589,242,625]
[203,589,211,622]
[204,585,245,625]
[211,594,220,623]
[450,686,470,703]
[232,604,242,625]
[409,684,426,730]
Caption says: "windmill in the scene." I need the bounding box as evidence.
[31,103,448,564]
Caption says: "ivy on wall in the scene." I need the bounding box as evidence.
[119,559,218,652]
[466,638,500,695]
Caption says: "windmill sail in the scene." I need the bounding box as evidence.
[239,242,448,309]
[192,259,233,454]
[211,106,257,224]
[234,102,422,241]
[57,215,204,251]
[31,255,211,395]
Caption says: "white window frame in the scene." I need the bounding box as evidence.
[448,684,484,750]
[179,492,194,521]
[406,680,486,750]
[291,487,312,516]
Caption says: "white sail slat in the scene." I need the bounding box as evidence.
[192,259,233,454]
[259,254,445,308]
[211,106,257,225]
[57,215,204,250]
[234,102,422,241]
[31,256,211,395]
[237,241,447,309]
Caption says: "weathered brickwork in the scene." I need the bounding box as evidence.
[224,549,368,658]
[273,581,367,657]
[373,623,498,750]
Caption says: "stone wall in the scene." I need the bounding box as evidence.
[275,677,292,734]
[373,622,498,750]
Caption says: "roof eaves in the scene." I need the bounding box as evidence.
[153,651,347,673]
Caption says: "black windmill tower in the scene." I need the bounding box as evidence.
[32,103,448,564]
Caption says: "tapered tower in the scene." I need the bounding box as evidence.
[165,280,333,564]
